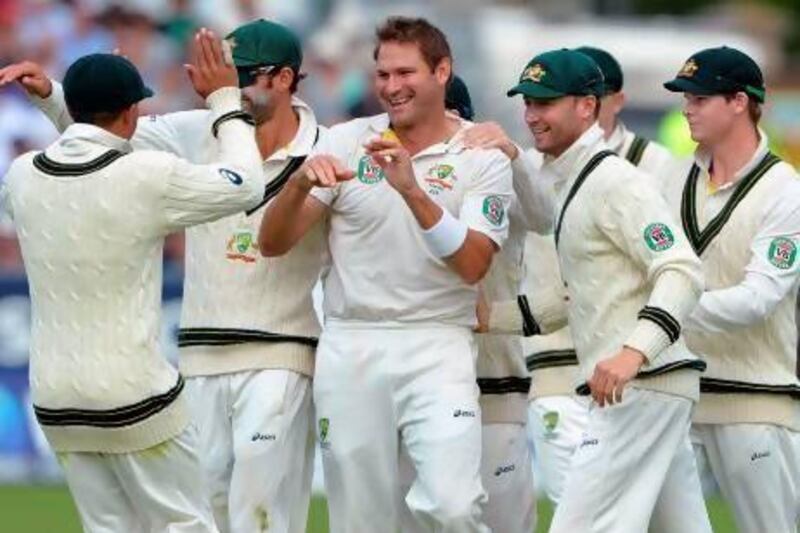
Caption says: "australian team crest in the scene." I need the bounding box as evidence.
[226,229,258,263]
[425,164,457,195]
[521,63,546,83]
[768,237,797,270]
[357,155,386,185]
[482,195,505,227]
[678,58,699,78]
[643,223,675,252]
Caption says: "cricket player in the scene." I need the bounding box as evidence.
[258,16,513,533]
[398,75,536,533]
[0,36,264,532]
[660,46,800,533]
[495,48,712,532]
[469,45,684,504]
[575,46,676,173]
[2,19,324,533]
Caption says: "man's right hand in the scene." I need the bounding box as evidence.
[0,61,52,98]
[185,27,238,100]
[291,155,355,191]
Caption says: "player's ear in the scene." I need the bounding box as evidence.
[434,57,451,86]
[276,66,294,93]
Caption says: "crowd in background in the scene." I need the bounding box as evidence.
[0,0,385,274]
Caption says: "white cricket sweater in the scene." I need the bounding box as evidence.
[33,84,324,378]
[2,87,264,453]
[606,121,677,178]
[663,134,800,430]
[495,125,705,401]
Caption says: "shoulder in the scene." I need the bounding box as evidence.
[141,109,212,130]
[327,115,384,139]
[3,151,38,187]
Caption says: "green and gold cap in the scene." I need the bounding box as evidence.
[663,46,765,103]
[225,19,302,70]
[507,49,605,99]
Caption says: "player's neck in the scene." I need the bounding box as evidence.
[393,107,458,157]
[707,124,760,187]
[255,104,300,161]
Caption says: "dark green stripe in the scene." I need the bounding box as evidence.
[35,376,184,428]
[211,110,255,138]
[625,136,649,167]
[177,327,318,348]
[526,349,578,371]
[575,359,706,396]
[555,150,616,248]
[33,150,126,177]
[700,377,800,399]
[477,377,531,395]
[681,152,781,255]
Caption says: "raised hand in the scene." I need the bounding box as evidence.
[292,155,355,190]
[456,121,519,160]
[184,27,238,100]
[0,61,52,98]
[362,137,418,196]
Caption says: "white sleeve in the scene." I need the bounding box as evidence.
[159,87,264,230]
[510,149,554,234]
[685,191,800,333]
[308,127,345,207]
[28,80,73,132]
[459,149,514,247]
[599,171,704,363]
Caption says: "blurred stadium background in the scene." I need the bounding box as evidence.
[1,0,800,531]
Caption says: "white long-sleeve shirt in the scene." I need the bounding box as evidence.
[2,87,264,453]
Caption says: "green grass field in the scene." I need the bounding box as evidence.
[0,485,740,532]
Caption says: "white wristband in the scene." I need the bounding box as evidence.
[422,209,468,257]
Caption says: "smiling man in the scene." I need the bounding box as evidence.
[258,16,512,533]
[499,48,711,532]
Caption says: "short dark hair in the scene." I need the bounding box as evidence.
[724,93,762,125]
[373,17,452,73]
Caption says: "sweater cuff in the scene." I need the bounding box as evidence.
[29,79,63,112]
[206,86,244,117]
[624,319,672,363]
[488,299,524,335]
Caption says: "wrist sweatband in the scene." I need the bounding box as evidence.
[422,209,468,258]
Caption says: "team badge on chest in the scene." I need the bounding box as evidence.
[226,229,258,263]
[768,237,797,270]
[357,155,385,185]
[424,163,457,195]
[643,223,675,251]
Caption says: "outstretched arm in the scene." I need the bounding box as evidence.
[258,155,353,256]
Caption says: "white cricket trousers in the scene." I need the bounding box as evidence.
[314,325,489,533]
[399,421,536,533]
[691,423,800,533]
[480,422,536,533]
[550,388,712,533]
[58,425,218,533]
[527,394,589,504]
[184,369,314,533]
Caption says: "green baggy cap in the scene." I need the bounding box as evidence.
[507,48,605,100]
[663,46,765,103]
